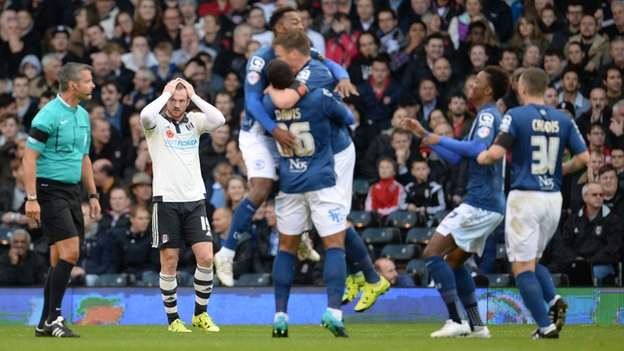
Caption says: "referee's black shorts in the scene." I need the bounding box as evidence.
[37,178,84,244]
[151,198,213,249]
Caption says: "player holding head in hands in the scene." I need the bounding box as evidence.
[24,62,100,338]
[140,78,225,333]
[477,68,590,339]
[401,66,509,338]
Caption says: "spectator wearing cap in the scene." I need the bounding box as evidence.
[29,54,61,97]
[556,181,622,286]
[46,26,81,64]
[152,7,182,50]
[558,68,590,118]
[18,55,42,81]
[357,53,401,130]
[0,229,46,286]
[11,74,38,131]
[577,87,610,138]
[130,172,152,208]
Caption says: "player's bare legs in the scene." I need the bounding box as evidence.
[423,233,470,338]
[215,177,319,286]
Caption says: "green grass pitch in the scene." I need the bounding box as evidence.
[2,324,623,351]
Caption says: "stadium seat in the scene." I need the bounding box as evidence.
[486,274,512,288]
[405,227,434,245]
[551,273,569,287]
[495,243,507,260]
[352,178,370,196]
[385,210,418,229]
[348,210,376,229]
[431,210,450,226]
[236,273,272,287]
[406,259,429,286]
[89,274,128,287]
[381,244,419,261]
[361,227,400,245]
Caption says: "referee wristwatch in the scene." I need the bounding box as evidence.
[25,194,37,202]
[89,193,100,200]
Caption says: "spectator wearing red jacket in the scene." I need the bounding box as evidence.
[365,157,405,217]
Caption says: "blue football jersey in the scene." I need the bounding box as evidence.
[295,60,352,154]
[263,88,354,193]
[500,104,587,192]
[243,47,333,133]
[243,46,275,132]
[463,104,505,214]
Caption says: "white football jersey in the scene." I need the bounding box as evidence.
[141,93,225,202]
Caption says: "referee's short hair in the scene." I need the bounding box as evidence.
[58,62,93,92]
[519,67,549,97]
[482,66,510,101]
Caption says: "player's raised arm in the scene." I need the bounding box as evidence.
[401,118,487,159]
[140,79,179,130]
[316,54,358,98]
[179,79,225,132]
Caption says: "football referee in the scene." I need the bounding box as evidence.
[23,62,101,338]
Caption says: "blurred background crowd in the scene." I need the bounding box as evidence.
[0,0,622,288]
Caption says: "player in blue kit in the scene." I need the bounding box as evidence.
[264,59,353,338]
[477,68,590,339]
[214,6,358,287]
[401,66,509,338]
[265,31,390,312]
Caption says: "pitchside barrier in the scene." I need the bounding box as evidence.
[0,287,622,326]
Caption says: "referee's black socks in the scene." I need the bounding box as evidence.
[37,267,53,329]
[46,259,74,323]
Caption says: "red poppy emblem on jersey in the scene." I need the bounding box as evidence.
[166,129,175,139]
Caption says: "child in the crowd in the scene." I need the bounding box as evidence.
[150,41,179,88]
[404,159,446,224]
[365,157,405,217]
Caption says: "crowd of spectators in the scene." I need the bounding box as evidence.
[0,0,623,288]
